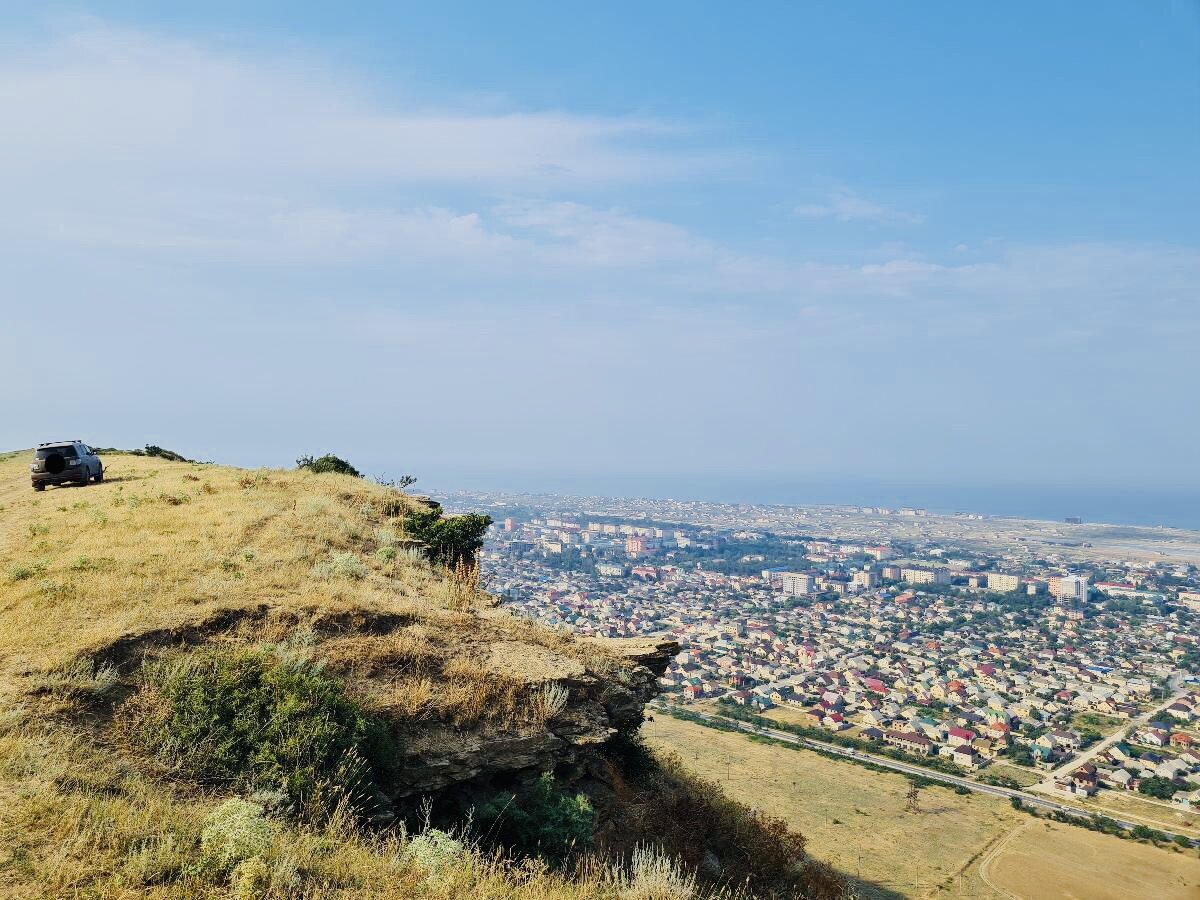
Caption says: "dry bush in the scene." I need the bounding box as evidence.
[529,682,571,728]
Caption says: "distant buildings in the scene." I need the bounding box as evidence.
[901,567,951,585]
[852,570,879,590]
[987,573,1021,593]
[1050,575,1089,602]
[780,572,817,596]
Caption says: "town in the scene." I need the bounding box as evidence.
[444,490,1200,820]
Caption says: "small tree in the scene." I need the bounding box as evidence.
[297,454,361,478]
[404,508,492,569]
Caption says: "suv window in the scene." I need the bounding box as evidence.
[36,445,78,458]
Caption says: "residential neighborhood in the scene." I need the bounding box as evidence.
[448,490,1200,810]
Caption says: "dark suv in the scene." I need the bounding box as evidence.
[30,441,104,491]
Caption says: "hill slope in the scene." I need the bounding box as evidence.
[0,451,845,899]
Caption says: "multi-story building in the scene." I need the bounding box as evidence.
[1050,575,1089,602]
[987,573,1021,593]
[780,572,816,596]
[852,570,879,590]
[902,567,951,585]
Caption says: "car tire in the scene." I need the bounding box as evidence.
[33,483,45,492]
[95,467,104,484]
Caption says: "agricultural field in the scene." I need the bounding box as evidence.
[643,714,1200,899]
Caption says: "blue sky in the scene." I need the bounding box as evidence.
[1,3,1198,516]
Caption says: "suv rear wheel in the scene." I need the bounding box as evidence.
[33,483,46,492]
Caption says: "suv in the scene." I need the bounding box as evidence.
[30,441,104,491]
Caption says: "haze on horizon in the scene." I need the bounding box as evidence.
[2,3,1198,518]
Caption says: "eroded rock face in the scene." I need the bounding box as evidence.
[391,635,678,803]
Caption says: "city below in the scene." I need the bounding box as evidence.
[443,489,1200,833]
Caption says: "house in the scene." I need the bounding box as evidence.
[1070,763,1099,793]
[860,726,884,742]
[1100,768,1137,791]
[885,730,934,755]
[953,746,982,769]
[1169,732,1193,748]
[947,726,975,747]
[1137,727,1170,747]
[1054,777,1094,797]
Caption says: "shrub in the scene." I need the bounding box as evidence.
[528,682,570,727]
[615,844,698,899]
[297,454,361,478]
[406,828,467,875]
[404,509,493,568]
[129,648,396,819]
[8,562,46,582]
[195,799,275,875]
[475,772,595,863]
[311,552,369,581]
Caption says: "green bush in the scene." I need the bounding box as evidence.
[296,454,361,478]
[475,773,595,863]
[404,508,492,568]
[131,648,396,819]
[1138,776,1178,800]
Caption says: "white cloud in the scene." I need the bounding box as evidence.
[795,190,924,225]
[0,24,712,187]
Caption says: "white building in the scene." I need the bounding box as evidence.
[780,572,816,596]
[1050,575,1089,602]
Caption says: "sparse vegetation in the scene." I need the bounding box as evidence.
[297,454,362,477]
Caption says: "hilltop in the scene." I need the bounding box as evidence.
[0,450,846,899]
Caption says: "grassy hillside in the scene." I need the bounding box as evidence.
[0,451,845,899]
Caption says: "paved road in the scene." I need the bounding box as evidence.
[653,703,1199,848]
[1034,672,1189,791]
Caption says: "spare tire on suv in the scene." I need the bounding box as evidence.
[30,442,103,491]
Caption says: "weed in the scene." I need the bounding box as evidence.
[193,798,275,876]
[529,683,571,727]
[312,552,369,581]
[9,561,46,582]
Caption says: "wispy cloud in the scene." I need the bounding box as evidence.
[794,190,924,225]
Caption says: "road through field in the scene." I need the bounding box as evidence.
[655,703,1200,847]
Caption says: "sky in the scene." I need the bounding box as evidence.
[1,3,1198,522]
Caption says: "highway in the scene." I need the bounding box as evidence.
[653,703,1199,848]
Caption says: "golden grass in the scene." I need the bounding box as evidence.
[0,452,458,673]
[981,818,1200,900]
[643,714,1200,900]
[0,451,837,900]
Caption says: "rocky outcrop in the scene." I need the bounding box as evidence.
[390,635,678,803]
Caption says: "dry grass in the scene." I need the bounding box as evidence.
[0,452,842,899]
[0,704,759,900]
[0,452,459,673]
[644,714,1200,899]
[1,451,740,899]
